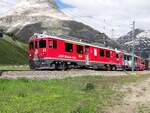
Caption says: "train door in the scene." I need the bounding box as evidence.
[116,52,123,65]
[29,41,34,60]
[38,39,47,58]
[33,40,39,61]
[85,46,89,65]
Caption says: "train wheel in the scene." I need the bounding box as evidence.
[51,63,56,70]
[57,62,66,70]
[107,65,111,71]
[61,62,66,71]
[29,65,36,70]
[111,66,117,71]
[122,66,125,71]
[93,65,98,70]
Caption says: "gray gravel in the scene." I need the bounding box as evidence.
[0,70,150,80]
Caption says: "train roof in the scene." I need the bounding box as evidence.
[29,33,117,51]
[29,33,141,58]
[123,52,139,58]
[114,49,139,58]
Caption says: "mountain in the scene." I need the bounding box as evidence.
[0,0,119,48]
[117,29,144,45]
[117,29,150,58]
[0,35,28,65]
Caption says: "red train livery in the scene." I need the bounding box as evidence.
[28,34,145,71]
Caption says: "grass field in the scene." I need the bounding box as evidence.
[0,74,148,113]
[0,35,28,65]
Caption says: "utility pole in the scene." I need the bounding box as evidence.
[132,21,135,72]
[103,19,106,47]
[111,29,114,39]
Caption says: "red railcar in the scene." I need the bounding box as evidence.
[115,51,145,71]
[28,34,144,71]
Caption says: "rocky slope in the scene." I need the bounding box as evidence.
[0,0,119,48]
[117,29,150,58]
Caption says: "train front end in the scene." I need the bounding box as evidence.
[28,35,52,70]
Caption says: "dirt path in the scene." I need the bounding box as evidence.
[106,76,150,113]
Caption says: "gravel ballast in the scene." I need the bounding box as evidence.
[0,70,150,80]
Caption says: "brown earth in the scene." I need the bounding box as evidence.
[105,73,150,113]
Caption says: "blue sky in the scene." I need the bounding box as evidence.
[55,0,74,9]
[1,0,150,38]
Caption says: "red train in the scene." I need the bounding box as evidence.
[28,34,145,71]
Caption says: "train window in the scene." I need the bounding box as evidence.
[49,40,57,48]
[49,40,53,48]
[39,40,46,48]
[35,41,38,49]
[29,42,34,49]
[124,55,126,60]
[100,49,104,57]
[77,45,83,54]
[116,54,119,58]
[134,57,137,62]
[106,51,110,58]
[65,43,73,52]
[127,56,130,61]
[53,40,57,48]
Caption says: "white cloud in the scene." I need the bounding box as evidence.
[0,0,18,16]
[60,0,150,38]
[1,0,150,38]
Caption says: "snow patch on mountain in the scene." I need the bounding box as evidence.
[4,0,70,20]
[0,0,120,49]
[125,30,150,46]
[137,30,150,39]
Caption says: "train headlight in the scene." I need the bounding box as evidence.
[79,55,83,58]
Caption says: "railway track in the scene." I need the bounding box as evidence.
[0,70,150,80]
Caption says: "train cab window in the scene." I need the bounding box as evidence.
[134,57,137,62]
[49,40,53,48]
[35,41,38,49]
[116,54,119,58]
[65,43,73,52]
[100,49,104,57]
[106,51,110,58]
[39,40,46,48]
[49,40,57,48]
[124,55,126,60]
[77,45,83,54]
[53,40,57,48]
[127,56,130,61]
[29,42,34,49]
